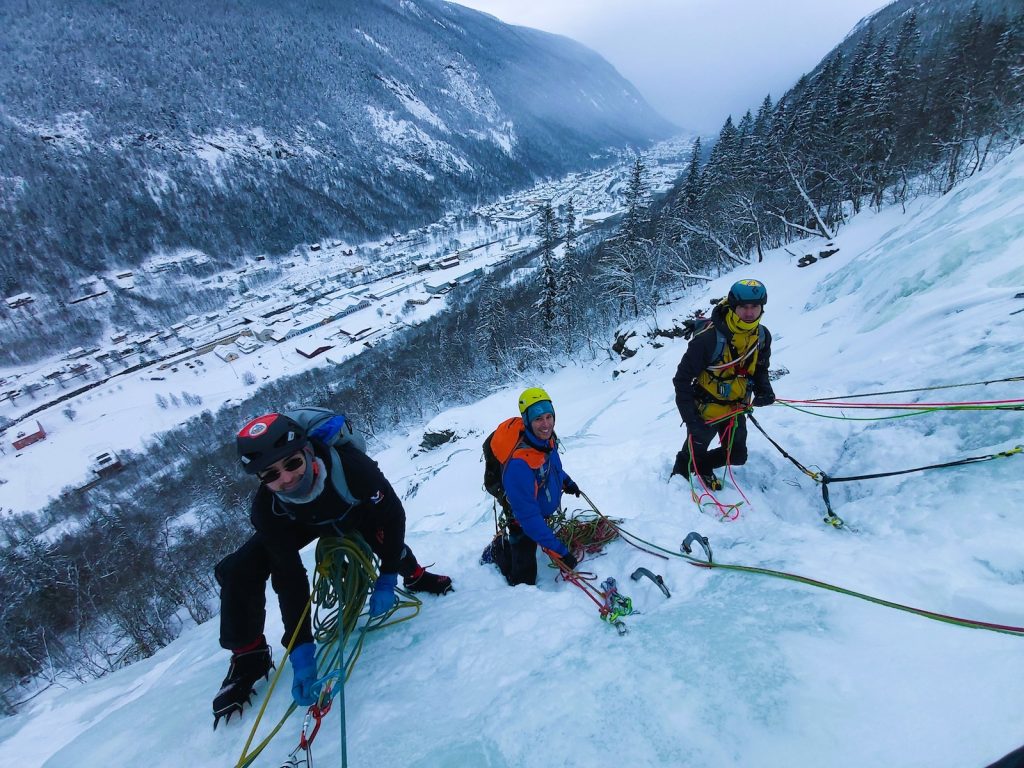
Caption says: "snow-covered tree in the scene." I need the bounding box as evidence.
[621,157,650,243]
[535,201,560,333]
[555,196,583,350]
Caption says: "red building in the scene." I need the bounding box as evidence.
[12,421,46,450]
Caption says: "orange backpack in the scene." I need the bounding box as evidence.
[482,417,527,504]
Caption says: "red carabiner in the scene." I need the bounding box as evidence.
[298,698,332,750]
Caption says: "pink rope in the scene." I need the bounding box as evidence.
[779,397,1024,409]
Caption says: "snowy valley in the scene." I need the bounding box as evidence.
[1,137,1021,768]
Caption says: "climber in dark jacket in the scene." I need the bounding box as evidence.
[672,279,776,488]
[211,412,451,727]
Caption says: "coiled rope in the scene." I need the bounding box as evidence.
[234,535,420,768]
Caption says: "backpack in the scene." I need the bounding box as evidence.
[482,417,528,505]
[285,407,366,453]
[283,407,365,505]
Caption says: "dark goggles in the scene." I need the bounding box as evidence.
[258,453,305,484]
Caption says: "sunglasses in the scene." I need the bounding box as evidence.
[258,453,305,484]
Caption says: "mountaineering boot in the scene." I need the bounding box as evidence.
[697,472,723,492]
[212,639,274,729]
[404,566,454,595]
[670,448,691,478]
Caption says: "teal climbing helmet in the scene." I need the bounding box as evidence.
[727,279,767,307]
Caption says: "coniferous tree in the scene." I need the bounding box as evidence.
[680,137,703,214]
[863,35,899,208]
[475,276,509,373]
[933,3,991,191]
[555,196,583,350]
[888,11,923,203]
[601,159,663,318]
[535,201,560,333]
[836,23,876,211]
[699,116,740,213]
[621,157,649,242]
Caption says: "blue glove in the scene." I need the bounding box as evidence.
[309,415,348,444]
[369,573,398,617]
[290,642,321,707]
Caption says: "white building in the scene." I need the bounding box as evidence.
[214,344,240,363]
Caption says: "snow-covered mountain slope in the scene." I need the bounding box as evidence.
[0,0,674,301]
[2,152,1022,767]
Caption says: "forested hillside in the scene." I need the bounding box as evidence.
[1,0,1021,721]
[0,0,671,300]
[654,1,1023,270]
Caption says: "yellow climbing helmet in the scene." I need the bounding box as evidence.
[518,387,552,415]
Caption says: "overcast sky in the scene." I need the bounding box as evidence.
[453,0,893,134]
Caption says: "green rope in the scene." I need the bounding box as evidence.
[312,537,422,766]
[605,520,1024,637]
[681,414,745,519]
[799,374,1024,402]
[234,536,421,768]
[550,508,622,555]
[234,605,309,768]
[778,401,1020,421]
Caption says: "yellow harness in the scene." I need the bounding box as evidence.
[695,312,762,423]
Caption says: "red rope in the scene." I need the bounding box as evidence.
[543,550,609,612]
[779,397,1024,409]
[722,418,753,512]
[686,431,743,521]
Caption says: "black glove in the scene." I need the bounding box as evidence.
[559,551,579,571]
[682,319,696,340]
[563,479,581,497]
[752,391,776,407]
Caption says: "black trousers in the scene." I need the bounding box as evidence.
[490,526,539,586]
[215,526,417,651]
[675,413,748,476]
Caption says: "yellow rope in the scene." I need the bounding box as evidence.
[233,535,420,768]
